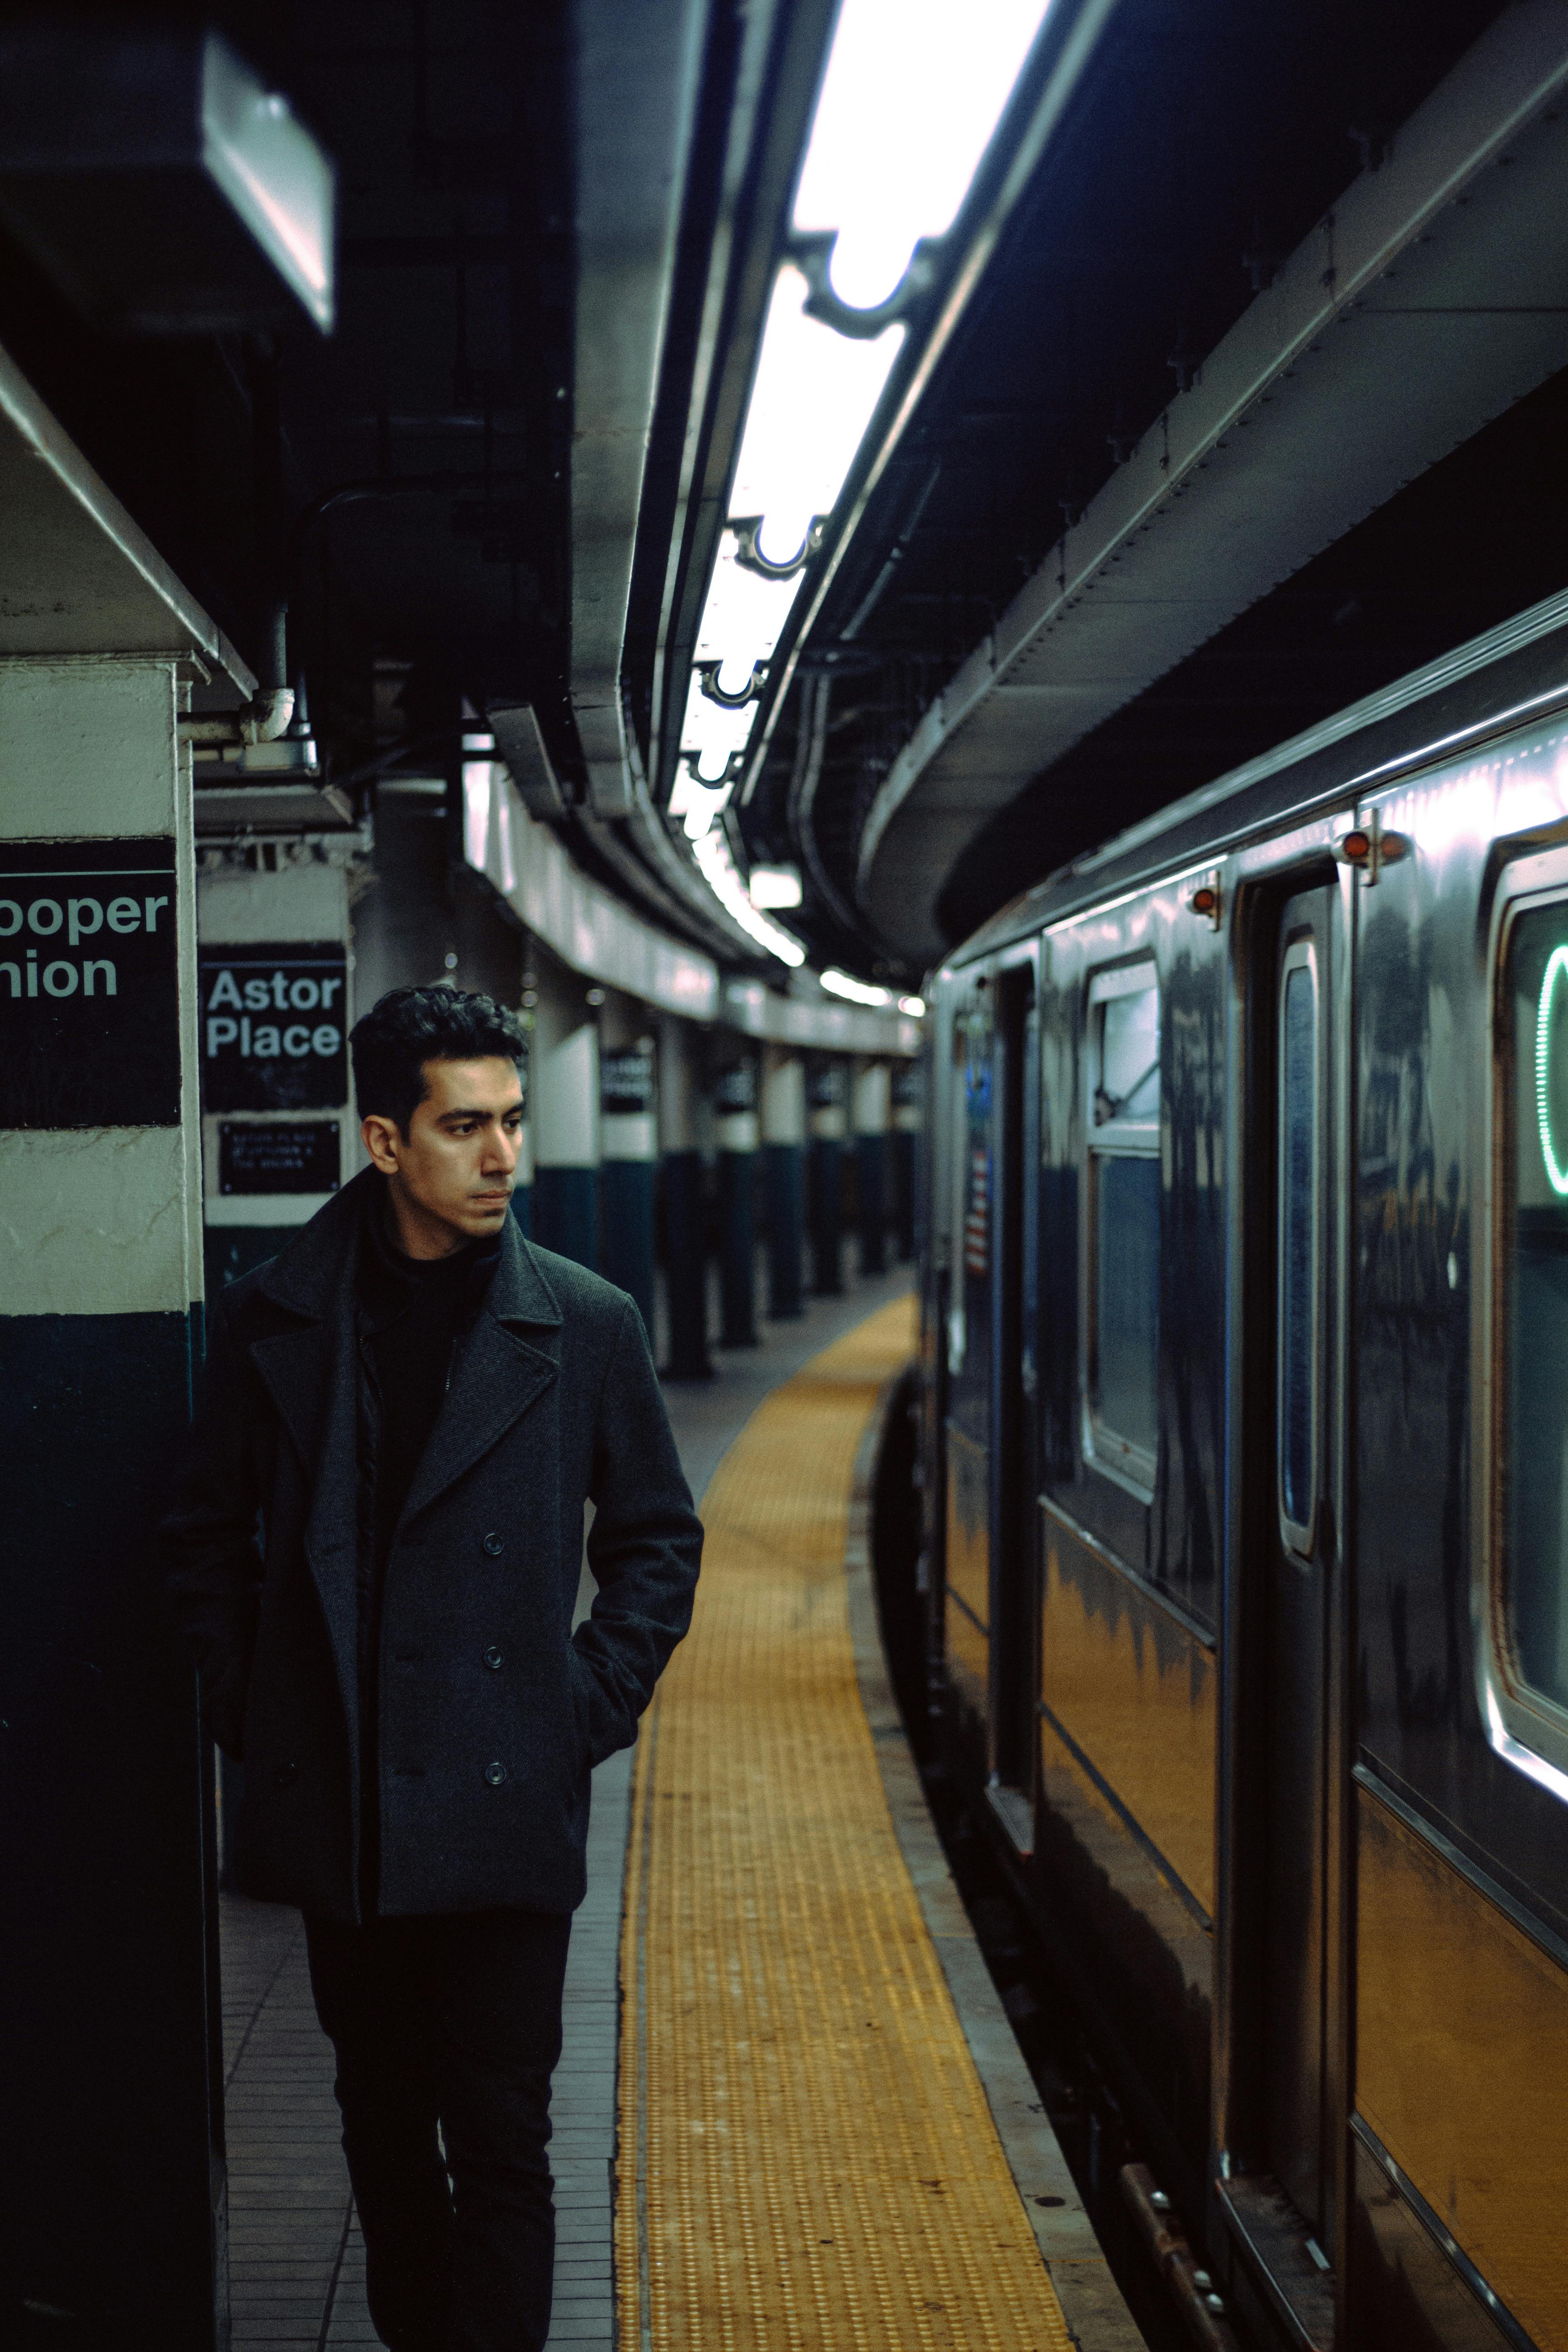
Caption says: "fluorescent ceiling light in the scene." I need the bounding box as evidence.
[678,669,756,785]
[676,0,1050,956]
[898,993,928,1017]
[794,0,1053,312]
[692,831,806,965]
[202,34,336,328]
[730,266,903,566]
[749,864,803,910]
[821,967,892,1006]
[679,271,903,790]
[694,532,807,689]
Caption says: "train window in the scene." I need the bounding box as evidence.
[1279,944,1320,1551]
[1085,964,1160,1493]
[1501,901,1568,1732]
[947,998,991,1376]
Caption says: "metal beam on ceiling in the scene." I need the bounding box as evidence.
[563,0,831,969]
[569,0,707,822]
[854,0,1568,968]
[0,340,255,686]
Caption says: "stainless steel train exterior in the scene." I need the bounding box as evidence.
[911,585,1568,2352]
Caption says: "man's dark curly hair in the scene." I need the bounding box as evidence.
[350,986,528,1136]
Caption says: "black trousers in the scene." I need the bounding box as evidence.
[304,1907,573,2352]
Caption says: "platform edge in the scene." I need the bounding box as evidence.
[844,1379,1149,2352]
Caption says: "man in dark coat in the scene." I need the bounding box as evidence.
[161,985,702,2352]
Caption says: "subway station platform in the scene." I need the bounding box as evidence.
[219,1273,1124,2352]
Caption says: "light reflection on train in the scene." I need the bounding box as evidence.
[885,603,1568,2352]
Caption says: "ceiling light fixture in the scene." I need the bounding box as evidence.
[793,0,1052,313]
[692,830,807,965]
[675,0,1055,962]
[749,863,804,910]
[821,967,892,1006]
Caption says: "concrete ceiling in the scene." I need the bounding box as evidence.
[856,0,1568,967]
[0,342,252,685]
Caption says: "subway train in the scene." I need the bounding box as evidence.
[889,581,1568,2352]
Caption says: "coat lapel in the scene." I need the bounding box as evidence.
[400,1312,559,1526]
[243,1185,564,1698]
[400,1219,564,1523]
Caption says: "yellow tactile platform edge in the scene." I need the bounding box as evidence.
[615,1296,1074,2351]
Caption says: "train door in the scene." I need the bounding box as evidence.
[1260,884,1339,2251]
[987,962,1037,1843]
[943,982,995,1734]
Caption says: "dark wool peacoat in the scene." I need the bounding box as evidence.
[161,1168,702,1922]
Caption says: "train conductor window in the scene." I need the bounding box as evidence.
[1278,942,1320,1553]
[1084,964,1160,1496]
[1500,901,1568,1744]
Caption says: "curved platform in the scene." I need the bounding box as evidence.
[616,1297,1074,2352]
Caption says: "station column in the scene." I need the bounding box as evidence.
[196,845,356,1299]
[0,655,222,2345]
[658,1013,712,1378]
[598,1017,657,1340]
[760,1045,805,1319]
[853,1058,890,1277]
[531,962,600,1269]
[713,1051,759,1347]
[807,1057,848,1296]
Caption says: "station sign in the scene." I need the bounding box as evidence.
[0,838,180,1128]
[199,942,348,1111]
[713,1059,758,1113]
[218,1120,341,1197]
[601,1047,653,1114]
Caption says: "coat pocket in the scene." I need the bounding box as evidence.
[565,1642,601,1771]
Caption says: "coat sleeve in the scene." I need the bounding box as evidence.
[159,1290,267,1759]
[576,1299,703,1764]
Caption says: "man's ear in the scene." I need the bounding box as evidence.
[361,1112,401,1175]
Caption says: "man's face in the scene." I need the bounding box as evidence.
[362,1055,524,1255]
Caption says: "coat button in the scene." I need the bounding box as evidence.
[483,1646,504,1671]
[482,1531,505,1556]
[484,1760,507,1787]
[273,1762,298,1788]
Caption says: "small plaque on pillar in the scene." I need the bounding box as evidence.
[200,942,348,1111]
[601,1048,654,1114]
[219,1120,341,1195]
[0,838,181,1128]
[714,1059,758,1113]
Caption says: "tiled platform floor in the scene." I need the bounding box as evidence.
[219,1258,915,2351]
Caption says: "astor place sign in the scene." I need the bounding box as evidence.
[199,942,348,1112]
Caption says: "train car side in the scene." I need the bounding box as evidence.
[908,609,1568,2352]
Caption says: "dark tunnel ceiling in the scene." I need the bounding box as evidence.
[0,0,1549,980]
[738,0,1517,973]
[0,1,580,768]
[935,363,1568,945]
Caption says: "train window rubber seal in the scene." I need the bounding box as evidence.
[1082,959,1160,1502]
[1484,857,1568,1810]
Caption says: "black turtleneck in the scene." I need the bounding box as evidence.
[360,1201,501,1568]
[356,1193,502,1910]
